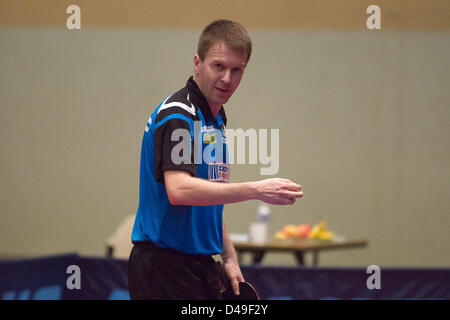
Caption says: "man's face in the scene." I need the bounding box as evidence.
[193,42,247,110]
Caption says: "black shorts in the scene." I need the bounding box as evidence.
[128,241,222,300]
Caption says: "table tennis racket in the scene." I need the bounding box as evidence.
[221,281,260,300]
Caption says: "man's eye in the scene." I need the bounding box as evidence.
[215,63,223,69]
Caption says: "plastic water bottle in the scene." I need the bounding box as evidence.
[257,204,271,223]
[249,204,271,244]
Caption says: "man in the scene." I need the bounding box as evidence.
[128,19,303,300]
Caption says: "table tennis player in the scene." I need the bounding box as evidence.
[128,19,303,300]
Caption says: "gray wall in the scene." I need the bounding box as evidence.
[1,27,449,266]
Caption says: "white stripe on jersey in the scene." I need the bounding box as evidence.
[157,94,196,116]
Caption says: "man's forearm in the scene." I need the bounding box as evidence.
[165,171,258,206]
[221,223,239,264]
[164,170,303,206]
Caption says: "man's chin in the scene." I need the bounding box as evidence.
[212,97,230,106]
[220,99,230,106]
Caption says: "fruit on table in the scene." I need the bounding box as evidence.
[282,225,299,238]
[308,220,334,240]
[275,223,313,239]
[297,224,312,239]
[316,230,334,240]
[274,221,334,241]
[308,221,325,238]
[274,231,287,240]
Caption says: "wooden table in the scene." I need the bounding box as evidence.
[233,238,368,266]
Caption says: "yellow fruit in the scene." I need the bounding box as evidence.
[274,231,287,240]
[317,231,334,240]
[308,221,326,239]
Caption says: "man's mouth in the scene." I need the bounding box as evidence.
[215,87,230,93]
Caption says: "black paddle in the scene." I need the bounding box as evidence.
[216,262,260,300]
[221,281,260,300]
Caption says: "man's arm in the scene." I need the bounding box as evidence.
[164,170,302,296]
[164,170,303,206]
[221,223,243,295]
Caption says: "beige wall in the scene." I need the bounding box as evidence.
[0,2,449,267]
[1,0,449,30]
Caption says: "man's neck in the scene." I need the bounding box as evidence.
[209,104,222,118]
[193,75,221,119]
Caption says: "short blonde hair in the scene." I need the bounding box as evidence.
[197,19,252,63]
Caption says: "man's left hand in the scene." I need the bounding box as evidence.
[222,260,244,295]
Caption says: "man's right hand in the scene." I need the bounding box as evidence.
[253,178,303,205]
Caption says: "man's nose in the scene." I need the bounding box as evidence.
[221,69,231,85]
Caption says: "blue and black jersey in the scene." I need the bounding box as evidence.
[131,77,229,255]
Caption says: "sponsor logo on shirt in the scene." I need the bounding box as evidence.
[208,162,230,183]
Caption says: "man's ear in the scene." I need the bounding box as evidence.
[193,54,201,75]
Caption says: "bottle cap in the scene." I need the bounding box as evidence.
[257,204,270,221]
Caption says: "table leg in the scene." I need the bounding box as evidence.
[251,250,266,264]
[312,251,319,266]
[106,246,113,258]
[294,252,304,266]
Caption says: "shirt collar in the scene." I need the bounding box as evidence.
[186,76,227,126]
